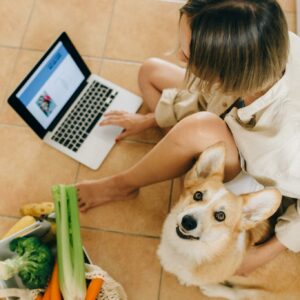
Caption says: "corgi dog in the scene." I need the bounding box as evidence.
[157,143,300,300]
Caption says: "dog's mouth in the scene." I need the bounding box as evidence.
[176,226,200,240]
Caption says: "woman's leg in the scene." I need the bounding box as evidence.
[77,112,241,212]
[138,58,186,112]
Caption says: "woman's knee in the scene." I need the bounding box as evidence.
[138,57,164,87]
[172,112,227,139]
[169,112,240,180]
[168,112,236,154]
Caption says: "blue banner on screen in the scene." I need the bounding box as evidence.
[16,42,85,129]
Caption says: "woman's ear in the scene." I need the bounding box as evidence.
[185,142,226,182]
[239,188,281,230]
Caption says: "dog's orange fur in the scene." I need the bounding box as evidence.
[158,143,300,300]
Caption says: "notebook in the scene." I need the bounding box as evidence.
[8,32,142,169]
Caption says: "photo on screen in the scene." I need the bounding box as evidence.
[36,91,56,117]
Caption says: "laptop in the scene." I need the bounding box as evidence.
[8,32,142,170]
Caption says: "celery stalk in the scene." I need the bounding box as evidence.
[52,185,86,300]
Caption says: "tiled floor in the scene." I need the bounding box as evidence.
[0,1,297,299]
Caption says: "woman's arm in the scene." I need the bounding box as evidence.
[235,236,286,276]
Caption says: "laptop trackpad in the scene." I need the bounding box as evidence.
[91,124,122,141]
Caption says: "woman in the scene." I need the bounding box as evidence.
[77,0,300,275]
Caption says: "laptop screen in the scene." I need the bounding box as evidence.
[16,42,85,129]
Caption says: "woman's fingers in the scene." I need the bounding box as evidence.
[104,110,127,116]
[99,112,149,140]
[116,130,131,141]
[100,117,125,127]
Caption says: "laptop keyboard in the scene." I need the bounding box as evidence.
[51,81,118,152]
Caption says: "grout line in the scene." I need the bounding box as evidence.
[0,215,19,221]
[157,267,163,300]
[101,57,142,65]
[157,183,173,300]
[0,123,27,129]
[0,215,160,240]
[98,0,118,74]
[101,56,143,65]
[81,224,160,240]
[74,163,81,183]
[0,45,20,50]
[0,45,144,66]
[19,0,37,48]
[81,55,102,62]
[4,46,43,54]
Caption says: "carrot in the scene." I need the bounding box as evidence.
[42,261,61,300]
[41,286,50,300]
[85,278,104,300]
[35,295,43,300]
[50,261,61,300]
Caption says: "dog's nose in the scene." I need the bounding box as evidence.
[181,215,197,231]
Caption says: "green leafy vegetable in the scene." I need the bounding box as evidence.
[0,236,53,289]
[52,185,86,300]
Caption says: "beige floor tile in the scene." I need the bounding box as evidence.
[100,59,164,143]
[77,141,171,236]
[22,0,114,57]
[0,125,78,217]
[0,47,19,110]
[0,102,27,126]
[0,0,34,47]
[0,50,101,126]
[278,0,296,13]
[82,57,102,75]
[82,228,161,300]
[104,0,182,62]
[159,271,223,300]
[100,59,141,95]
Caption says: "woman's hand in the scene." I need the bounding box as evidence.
[235,236,286,276]
[99,111,157,141]
[235,246,262,276]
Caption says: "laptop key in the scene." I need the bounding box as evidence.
[64,140,70,147]
[86,112,102,133]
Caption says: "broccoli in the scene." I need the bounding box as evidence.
[0,236,54,289]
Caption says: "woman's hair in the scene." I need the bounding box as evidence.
[180,0,289,96]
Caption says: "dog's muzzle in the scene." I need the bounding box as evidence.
[176,226,200,240]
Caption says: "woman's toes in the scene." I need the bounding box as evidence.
[80,203,88,213]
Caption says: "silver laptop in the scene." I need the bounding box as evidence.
[8,32,142,170]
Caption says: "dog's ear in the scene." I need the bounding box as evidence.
[239,188,281,230]
[185,142,226,181]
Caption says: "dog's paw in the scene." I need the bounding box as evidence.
[201,284,236,299]
[178,277,192,287]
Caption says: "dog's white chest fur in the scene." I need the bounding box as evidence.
[157,237,199,286]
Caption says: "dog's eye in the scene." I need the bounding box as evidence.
[193,191,203,201]
[214,211,226,222]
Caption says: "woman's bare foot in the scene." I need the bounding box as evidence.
[76,175,139,212]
